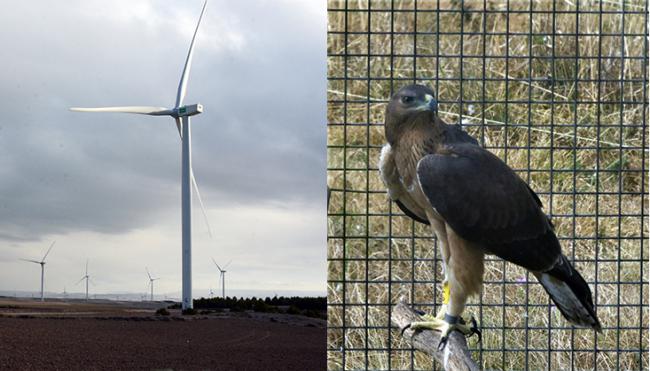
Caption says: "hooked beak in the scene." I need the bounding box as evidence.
[425,94,437,113]
[415,94,437,114]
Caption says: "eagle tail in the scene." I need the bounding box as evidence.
[533,255,602,331]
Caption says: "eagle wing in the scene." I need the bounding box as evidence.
[416,142,560,272]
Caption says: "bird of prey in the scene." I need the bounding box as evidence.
[379,84,601,348]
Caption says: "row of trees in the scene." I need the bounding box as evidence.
[190,296,326,318]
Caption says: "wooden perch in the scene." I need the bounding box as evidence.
[391,299,480,371]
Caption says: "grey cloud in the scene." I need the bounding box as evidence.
[0,0,326,241]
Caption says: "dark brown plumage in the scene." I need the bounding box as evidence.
[380,84,601,332]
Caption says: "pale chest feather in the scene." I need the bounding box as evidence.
[393,135,438,213]
[394,127,437,183]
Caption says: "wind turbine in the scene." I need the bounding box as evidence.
[212,258,231,299]
[76,260,93,301]
[20,241,56,301]
[70,1,210,310]
[146,267,160,301]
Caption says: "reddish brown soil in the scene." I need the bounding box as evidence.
[0,299,325,370]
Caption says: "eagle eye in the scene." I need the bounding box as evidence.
[401,95,415,104]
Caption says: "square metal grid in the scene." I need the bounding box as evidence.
[327,0,648,370]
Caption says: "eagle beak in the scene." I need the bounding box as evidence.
[413,94,437,114]
[425,94,437,112]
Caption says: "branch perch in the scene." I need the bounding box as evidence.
[391,299,480,371]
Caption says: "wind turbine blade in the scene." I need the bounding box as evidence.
[223,260,232,270]
[85,260,88,275]
[41,241,56,262]
[70,106,173,116]
[191,170,213,238]
[175,117,183,139]
[175,0,208,108]
[20,258,41,264]
[173,117,212,238]
[146,267,152,280]
[75,276,85,285]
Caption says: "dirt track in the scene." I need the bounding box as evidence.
[0,299,325,370]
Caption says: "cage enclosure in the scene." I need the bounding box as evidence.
[327,0,648,370]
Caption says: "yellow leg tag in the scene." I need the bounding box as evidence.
[442,281,450,305]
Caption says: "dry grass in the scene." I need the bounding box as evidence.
[326,1,648,370]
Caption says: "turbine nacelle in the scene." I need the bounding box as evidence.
[175,103,203,118]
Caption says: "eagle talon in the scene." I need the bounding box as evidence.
[437,335,449,351]
[469,316,482,342]
[400,324,412,336]
[401,310,481,350]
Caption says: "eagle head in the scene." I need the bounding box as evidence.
[384,84,437,145]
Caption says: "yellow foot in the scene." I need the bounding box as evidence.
[401,313,481,350]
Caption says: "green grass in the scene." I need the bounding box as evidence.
[327,0,648,370]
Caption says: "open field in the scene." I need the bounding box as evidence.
[327,0,648,370]
[0,298,325,370]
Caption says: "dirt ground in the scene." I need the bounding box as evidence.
[0,298,325,370]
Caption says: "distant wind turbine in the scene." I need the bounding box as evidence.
[20,241,56,302]
[76,260,93,301]
[70,1,210,310]
[146,267,160,301]
[212,258,231,299]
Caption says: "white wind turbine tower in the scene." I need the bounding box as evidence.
[146,267,160,301]
[76,260,93,301]
[71,1,210,310]
[20,241,56,301]
[212,258,231,299]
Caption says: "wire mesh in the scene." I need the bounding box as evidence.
[326,1,648,370]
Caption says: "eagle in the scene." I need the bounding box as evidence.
[379,84,601,347]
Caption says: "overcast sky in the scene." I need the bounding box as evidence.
[0,0,326,299]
